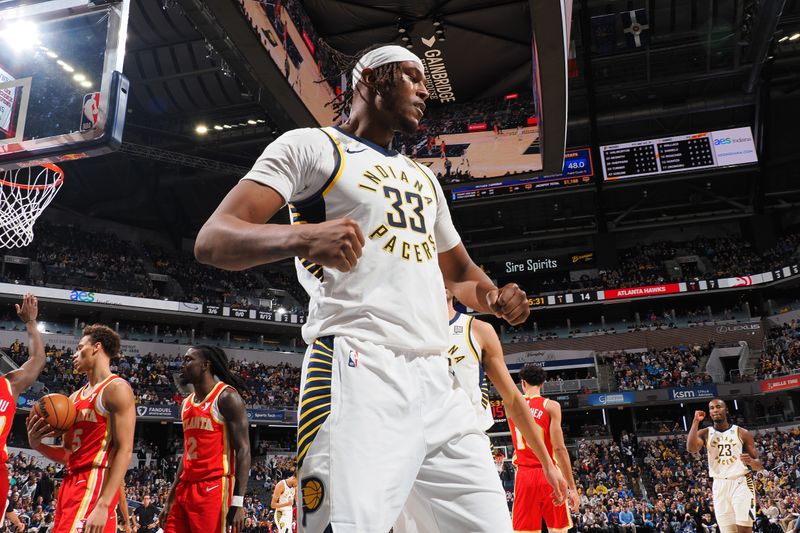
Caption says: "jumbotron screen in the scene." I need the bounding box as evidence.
[601,127,758,181]
[447,147,593,201]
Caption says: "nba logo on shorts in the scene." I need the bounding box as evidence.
[348,350,359,367]
[80,92,101,132]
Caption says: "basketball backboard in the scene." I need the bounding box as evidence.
[0,0,130,170]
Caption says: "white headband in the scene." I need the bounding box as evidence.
[352,45,425,88]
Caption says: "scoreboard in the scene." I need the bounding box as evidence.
[526,264,800,309]
[601,127,758,181]
[451,148,593,201]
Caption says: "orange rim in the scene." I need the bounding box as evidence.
[0,163,64,190]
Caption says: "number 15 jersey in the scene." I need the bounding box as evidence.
[242,127,462,353]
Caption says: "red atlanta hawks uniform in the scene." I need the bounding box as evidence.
[164,381,235,533]
[508,395,572,533]
[0,377,16,516]
[54,374,122,533]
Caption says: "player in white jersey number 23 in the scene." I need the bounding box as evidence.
[687,399,763,533]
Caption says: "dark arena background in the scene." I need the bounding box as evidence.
[0,0,799,531]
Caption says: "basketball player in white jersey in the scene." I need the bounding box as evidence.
[271,475,297,533]
[687,398,762,533]
[195,43,566,533]
[394,290,569,531]
[443,288,567,455]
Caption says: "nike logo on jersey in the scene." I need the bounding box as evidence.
[345,148,366,154]
[76,480,87,485]
[202,402,210,411]
[206,485,219,492]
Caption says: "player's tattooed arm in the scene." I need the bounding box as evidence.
[739,429,764,471]
[687,410,709,453]
[219,388,251,533]
[8,294,47,398]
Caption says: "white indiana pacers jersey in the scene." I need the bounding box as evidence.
[707,425,749,479]
[276,479,295,510]
[447,312,493,431]
[242,127,461,353]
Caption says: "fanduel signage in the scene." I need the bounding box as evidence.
[135,405,180,418]
[668,385,718,401]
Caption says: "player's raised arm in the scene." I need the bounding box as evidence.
[687,410,708,453]
[439,244,530,326]
[7,294,46,397]
[739,428,764,472]
[218,388,251,533]
[82,379,135,533]
[474,319,567,505]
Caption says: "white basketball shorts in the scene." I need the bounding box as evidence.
[712,475,756,527]
[296,336,511,533]
[275,507,293,533]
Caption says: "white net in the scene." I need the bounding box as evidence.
[0,164,64,248]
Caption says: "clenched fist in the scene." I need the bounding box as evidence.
[486,283,530,326]
[301,218,366,273]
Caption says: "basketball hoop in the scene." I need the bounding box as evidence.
[0,163,64,248]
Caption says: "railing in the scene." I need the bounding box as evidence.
[542,378,598,394]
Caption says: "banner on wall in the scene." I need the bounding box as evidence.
[759,374,800,392]
[668,385,718,401]
[586,392,635,406]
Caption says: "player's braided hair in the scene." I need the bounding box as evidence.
[193,345,248,393]
[317,42,405,121]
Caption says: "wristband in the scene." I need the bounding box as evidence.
[231,495,244,507]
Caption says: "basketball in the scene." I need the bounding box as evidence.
[31,393,76,431]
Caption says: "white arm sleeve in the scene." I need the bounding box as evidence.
[240,128,336,204]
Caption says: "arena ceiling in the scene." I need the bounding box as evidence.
[41,0,800,257]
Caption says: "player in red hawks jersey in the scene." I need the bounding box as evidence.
[160,345,251,533]
[0,295,46,523]
[26,324,136,533]
[508,365,580,533]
